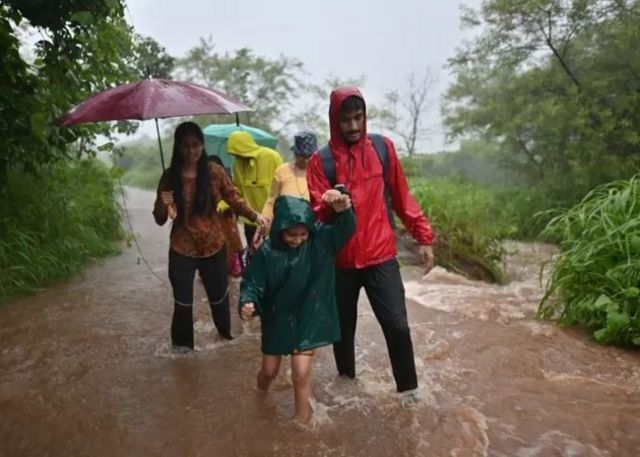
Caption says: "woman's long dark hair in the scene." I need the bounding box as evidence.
[168,122,213,225]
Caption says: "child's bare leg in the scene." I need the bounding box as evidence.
[257,354,281,392]
[291,350,314,422]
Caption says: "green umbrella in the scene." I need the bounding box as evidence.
[203,123,278,169]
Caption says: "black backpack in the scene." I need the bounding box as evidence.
[318,133,395,228]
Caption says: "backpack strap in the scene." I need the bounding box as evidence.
[318,145,336,187]
[369,134,396,229]
[318,135,395,229]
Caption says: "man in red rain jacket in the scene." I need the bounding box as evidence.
[306,86,435,393]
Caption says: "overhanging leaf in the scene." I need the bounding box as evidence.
[30,112,48,143]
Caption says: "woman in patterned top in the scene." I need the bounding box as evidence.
[207,155,244,277]
[153,122,267,351]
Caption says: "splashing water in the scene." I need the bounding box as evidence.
[1,188,638,456]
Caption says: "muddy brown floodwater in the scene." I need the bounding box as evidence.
[1,187,638,456]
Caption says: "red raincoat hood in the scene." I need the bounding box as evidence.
[328,86,368,151]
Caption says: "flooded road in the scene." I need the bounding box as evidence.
[1,187,638,456]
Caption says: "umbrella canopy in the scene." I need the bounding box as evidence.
[59,79,251,124]
[203,123,278,169]
[59,78,253,170]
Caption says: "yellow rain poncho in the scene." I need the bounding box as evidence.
[227,131,283,225]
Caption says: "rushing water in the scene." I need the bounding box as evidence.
[0,187,638,457]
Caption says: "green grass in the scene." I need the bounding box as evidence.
[0,159,124,303]
[408,176,560,283]
[537,175,640,347]
[410,177,508,283]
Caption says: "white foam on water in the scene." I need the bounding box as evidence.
[412,326,452,362]
[153,341,195,359]
[405,275,544,323]
[316,331,452,416]
[320,376,375,413]
[308,397,334,428]
[318,358,402,415]
[240,320,262,336]
[520,320,560,338]
[193,320,215,333]
[404,243,556,324]
[356,363,397,400]
[514,430,611,457]
[399,389,426,410]
[542,370,640,395]
[198,338,236,353]
[442,404,491,457]
[152,333,243,358]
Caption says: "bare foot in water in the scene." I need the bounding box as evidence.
[291,413,313,431]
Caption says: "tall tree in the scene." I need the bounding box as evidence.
[176,37,305,133]
[130,34,175,79]
[444,0,640,198]
[377,70,435,156]
[0,0,137,179]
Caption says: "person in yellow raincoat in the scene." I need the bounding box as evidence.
[227,131,283,247]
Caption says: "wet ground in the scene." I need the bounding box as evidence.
[0,187,638,457]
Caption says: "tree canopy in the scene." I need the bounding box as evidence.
[0,0,138,180]
[176,37,305,133]
[444,0,640,199]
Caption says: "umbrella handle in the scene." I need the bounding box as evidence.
[155,118,166,171]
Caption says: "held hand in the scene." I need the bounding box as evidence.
[263,218,272,233]
[419,245,435,274]
[252,214,269,249]
[252,229,265,250]
[321,189,342,205]
[241,302,255,320]
[254,213,268,232]
[160,191,174,206]
[332,195,352,213]
[167,203,177,220]
[322,190,351,212]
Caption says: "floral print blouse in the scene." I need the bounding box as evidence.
[153,163,256,258]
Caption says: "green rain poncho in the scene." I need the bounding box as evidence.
[239,196,356,355]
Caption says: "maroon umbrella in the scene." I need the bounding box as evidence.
[59,78,252,169]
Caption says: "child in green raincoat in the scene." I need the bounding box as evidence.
[240,190,354,423]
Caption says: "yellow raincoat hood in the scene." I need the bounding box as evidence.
[227,131,283,224]
[227,131,262,158]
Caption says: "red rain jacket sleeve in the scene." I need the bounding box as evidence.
[384,137,436,245]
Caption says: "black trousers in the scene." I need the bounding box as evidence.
[333,258,418,392]
[168,248,231,348]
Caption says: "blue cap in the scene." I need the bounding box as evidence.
[290,131,318,157]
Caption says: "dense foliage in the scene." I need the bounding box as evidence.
[0,160,123,303]
[538,175,640,346]
[444,0,640,204]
